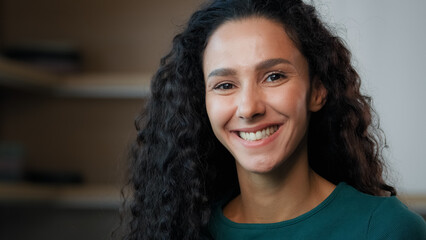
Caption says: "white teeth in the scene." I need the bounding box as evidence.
[238,125,279,141]
[255,131,262,139]
[249,132,256,140]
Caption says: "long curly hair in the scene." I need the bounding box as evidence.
[125,0,396,239]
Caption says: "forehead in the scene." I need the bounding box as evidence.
[202,17,305,74]
[205,17,294,51]
[209,17,288,41]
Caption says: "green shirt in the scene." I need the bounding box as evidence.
[208,182,426,239]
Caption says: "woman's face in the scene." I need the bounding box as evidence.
[203,17,325,174]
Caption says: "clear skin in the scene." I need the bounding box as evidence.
[203,17,335,223]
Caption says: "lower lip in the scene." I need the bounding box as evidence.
[233,125,282,148]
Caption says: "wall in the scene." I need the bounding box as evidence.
[313,0,426,194]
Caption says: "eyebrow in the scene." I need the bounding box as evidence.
[255,58,291,71]
[207,68,237,78]
[207,58,291,79]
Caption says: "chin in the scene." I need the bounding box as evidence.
[238,157,279,174]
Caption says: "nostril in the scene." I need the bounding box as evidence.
[238,112,263,120]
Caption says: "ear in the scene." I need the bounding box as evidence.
[309,77,327,112]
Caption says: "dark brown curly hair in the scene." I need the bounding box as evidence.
[124,0,395,239]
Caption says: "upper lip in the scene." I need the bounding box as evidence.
[231,123,282,133]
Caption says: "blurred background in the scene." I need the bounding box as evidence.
[0,0,425,239]
[0,0,201,239]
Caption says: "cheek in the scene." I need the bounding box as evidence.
[205,95,232,132]
[291,92,309,116]
[270,86,309,115]
[205,96,234,148]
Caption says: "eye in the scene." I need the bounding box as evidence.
[214,82,234,90]
[266,73,286,82]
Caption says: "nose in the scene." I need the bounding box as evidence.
[236,84,266,120]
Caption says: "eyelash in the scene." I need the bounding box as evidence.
[213,82,234,90]
[265,72,286,82]
[212,72,287,90]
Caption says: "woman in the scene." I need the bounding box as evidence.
[125,0,426,239]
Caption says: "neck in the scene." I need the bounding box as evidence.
[223,142,335,223]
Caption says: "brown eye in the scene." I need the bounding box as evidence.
[214,83,234,90]
[266,73,284,82]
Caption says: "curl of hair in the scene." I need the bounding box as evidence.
[125,0,395,239]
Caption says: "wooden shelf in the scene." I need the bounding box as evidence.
[0,58,59,89]
[57,73,151,98]
[399,195,426,215]
[0,58,151,99]
[0,182,123,209]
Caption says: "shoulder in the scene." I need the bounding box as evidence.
[334,183,425,239]
[367,196,426,239]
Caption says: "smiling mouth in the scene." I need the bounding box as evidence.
[238,125,279,141]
